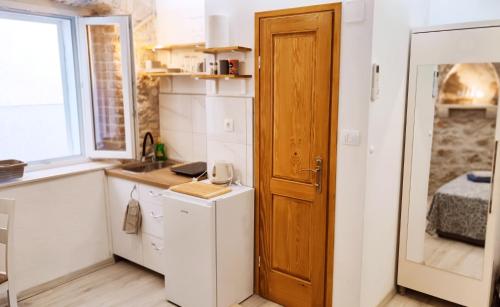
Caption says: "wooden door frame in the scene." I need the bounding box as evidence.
[253,3,341,306]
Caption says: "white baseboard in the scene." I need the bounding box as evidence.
[17,257,115,302]
[377,288,397,307]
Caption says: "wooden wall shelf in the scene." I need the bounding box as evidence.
[143,72,192,77]
[143,72,252,80]
[145,42,205,52]
[197,46,252,54]
[192,74,252,80]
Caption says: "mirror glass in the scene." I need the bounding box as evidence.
[406,63,499,280]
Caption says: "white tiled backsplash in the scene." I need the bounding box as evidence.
[159,93,254,187]
[206,96,253,186]
[159,94,207,162]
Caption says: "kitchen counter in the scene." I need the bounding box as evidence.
[106,164,193,189]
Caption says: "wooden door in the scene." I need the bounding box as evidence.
[255,4,340,307]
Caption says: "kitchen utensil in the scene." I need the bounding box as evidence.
[170,181,231,199]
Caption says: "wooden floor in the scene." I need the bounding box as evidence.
[14,261,280,307]
[4,260,458,307]
[385,290,460,307]
[424,233,484,280]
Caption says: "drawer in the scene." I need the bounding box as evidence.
[139,184,165,206]
[141,201,164,238]
[142,233,165,274]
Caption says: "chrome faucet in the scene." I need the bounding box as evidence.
[141,132,155,162]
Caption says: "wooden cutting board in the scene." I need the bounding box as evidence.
[170,181,231,199]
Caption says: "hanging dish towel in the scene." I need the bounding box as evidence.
[122,198,142,234]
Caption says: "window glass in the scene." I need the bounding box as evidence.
[0,13,81,163]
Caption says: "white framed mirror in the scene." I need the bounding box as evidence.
[398,23,500,307]
[406,63,499,281]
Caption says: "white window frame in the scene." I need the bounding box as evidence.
[77,16,136,159]
[0,9,86,170]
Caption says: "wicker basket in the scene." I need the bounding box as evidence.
[0,160,27,182]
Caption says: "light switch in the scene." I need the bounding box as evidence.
[224,118,234,132]
[341,129,361,146]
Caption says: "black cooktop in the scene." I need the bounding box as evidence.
[171,161,207,177]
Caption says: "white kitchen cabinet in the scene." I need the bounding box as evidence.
[107,176,167,274]
[107,177,143,264]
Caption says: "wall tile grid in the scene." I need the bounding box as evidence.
[158,77,254,187]
[159,93,207,162]
[206,96,254,186]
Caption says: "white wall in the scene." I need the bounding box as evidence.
[427,0,500,26]
[359,1,427,304]
[156,0,205,45]
[0,171,110,293]
[206,96,253,186]
[204,1,375,306]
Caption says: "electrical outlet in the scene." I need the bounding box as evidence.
[224,118,234,132]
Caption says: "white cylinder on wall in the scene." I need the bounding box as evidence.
[206,15,229,47]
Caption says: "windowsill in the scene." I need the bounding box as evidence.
[0,160,119,190]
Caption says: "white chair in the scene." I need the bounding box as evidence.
[0,199,16,307]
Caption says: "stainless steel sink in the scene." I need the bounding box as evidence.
[122,160,177,173]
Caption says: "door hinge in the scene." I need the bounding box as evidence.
[258,256,261,267]
[258,56,261,70]
[432,70,440,98]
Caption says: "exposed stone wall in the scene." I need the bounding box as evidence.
[135,73,160,156]
[428,64,499,195]
[130,3,159,157]
[428,110,496,196]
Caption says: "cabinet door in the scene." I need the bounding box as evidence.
[107,177,143,264]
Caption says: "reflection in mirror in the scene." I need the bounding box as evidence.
[406,63,499,280]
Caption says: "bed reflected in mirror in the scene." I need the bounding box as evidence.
[406,63,499,280]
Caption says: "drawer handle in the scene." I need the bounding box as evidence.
[148,190,162,198]
[151,242,163,251]
[150,212,163,219]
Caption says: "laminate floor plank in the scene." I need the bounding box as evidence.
[12,260,460,307]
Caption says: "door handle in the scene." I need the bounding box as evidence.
[299,157,323,193]
[150,211,163,219]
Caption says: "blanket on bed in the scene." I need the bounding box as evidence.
[426,174,490,246]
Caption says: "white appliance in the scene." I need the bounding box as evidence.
[163,184,254,307]
[209,161,234,185]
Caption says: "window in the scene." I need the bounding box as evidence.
[0,11,81,164]
[0,12,136,167]
[78,16,136,159]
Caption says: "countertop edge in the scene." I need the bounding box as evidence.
[105,167,193,190]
